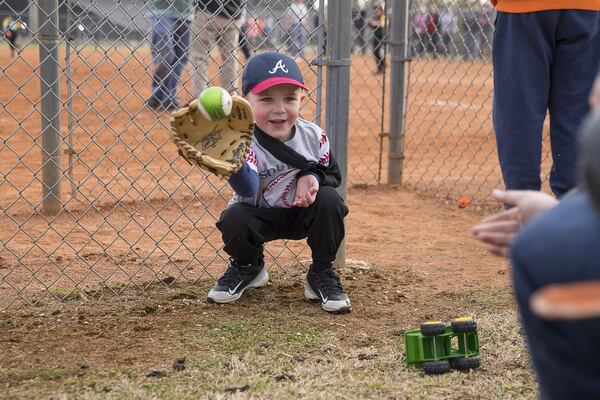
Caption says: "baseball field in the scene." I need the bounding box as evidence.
[0,46,538,398]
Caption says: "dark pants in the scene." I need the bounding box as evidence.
[493,11,600,198]
[149,16,190,107]
[239,25,251,61]
[511,193,600,399]
[373,31,384,72]
[216,186,348,266]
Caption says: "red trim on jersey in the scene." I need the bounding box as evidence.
[246,149,258,166]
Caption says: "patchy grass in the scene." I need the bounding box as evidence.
[47,287,82,301]
[1,276,536,399]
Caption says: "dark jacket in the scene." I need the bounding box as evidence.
[196,0,244,19]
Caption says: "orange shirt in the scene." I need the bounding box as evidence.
[491,0,600,12]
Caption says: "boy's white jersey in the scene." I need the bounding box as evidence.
[229,118,331,208]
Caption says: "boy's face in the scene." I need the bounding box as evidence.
[247,84,305,141]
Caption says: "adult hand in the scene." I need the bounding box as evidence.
[472,189,558,257]
[293,174,319,208]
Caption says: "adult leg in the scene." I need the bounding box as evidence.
[189,10,214,97]
[373,36,384,73]
[162,18,190,107]
[149,16,176,106]
[548,10,600,198]
[493,12,555,192]
[239,25,251,61]
[290,24,301,57]
[8,33,16,58]
[215,15,239,93]
[297,24,306,57]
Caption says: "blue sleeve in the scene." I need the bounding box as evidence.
[228,162,259,197]
[309,172,323,184]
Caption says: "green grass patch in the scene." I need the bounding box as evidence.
[202,315,327,355]
[0,367,73,382]
[47,287,82,301]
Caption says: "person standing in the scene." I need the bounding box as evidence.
[438,8,457,57]
[368,4,386,74]
[145,0,194,111]
[491,0,600,198]
[352,3,367,55]
[462,6,481,60]
[190,0,244,96]
[286,0,310,59]
[238,7,252,61]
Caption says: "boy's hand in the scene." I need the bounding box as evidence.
[293,174,319,208]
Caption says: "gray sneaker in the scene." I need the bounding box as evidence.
[207,259,268,304]
[305,267,351,313]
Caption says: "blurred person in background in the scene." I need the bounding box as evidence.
[438,7,457,57]
[368,3,386,74]
[410,4,427,57]
[462,6,481,60]
[190,0,244,96]
[479,3,495,59]
[424,5,439,57]
[238,7,252,61]
[145,0,193,111]
[2,17,28,59]
[285,0,310,59]
[352,1,367,55]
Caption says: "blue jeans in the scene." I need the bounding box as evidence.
[511,192,600,399]
[149,16,190,106]
[288,23,306,57]
[493,11,600,198]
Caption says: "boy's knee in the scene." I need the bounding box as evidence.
[217,204,252,235]
[315,186,348,216]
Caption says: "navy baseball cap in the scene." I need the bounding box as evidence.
[242,51,307,96]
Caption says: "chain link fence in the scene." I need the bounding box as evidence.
[0,0,359,309]
[400,0,552,204]
[0,0,553,309]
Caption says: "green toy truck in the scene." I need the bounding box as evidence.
[404,317,480,374]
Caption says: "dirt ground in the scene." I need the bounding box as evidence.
[0,46,512,306]
[1,186,532,399]
[0,46,536,398]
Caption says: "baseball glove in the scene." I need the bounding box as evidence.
[169,96,254,177]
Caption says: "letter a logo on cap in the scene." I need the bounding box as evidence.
[269,59,288,74]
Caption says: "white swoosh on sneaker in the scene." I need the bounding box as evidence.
[228,281,243,296]
[318,289,328,303]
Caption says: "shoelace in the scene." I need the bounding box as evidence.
[217,259,257,287]
[316,269,344,294]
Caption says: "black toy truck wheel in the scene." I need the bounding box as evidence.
[450,317,477,333]
[420,321,446,336]
[450,356,480,371]
[423,360,451,375]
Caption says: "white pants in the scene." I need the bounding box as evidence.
[190,11,240,96]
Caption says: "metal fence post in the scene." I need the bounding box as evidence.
[326,0,351,267]
[37,0,62,215]
[387,0,409,185]
[29,0,39,32]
